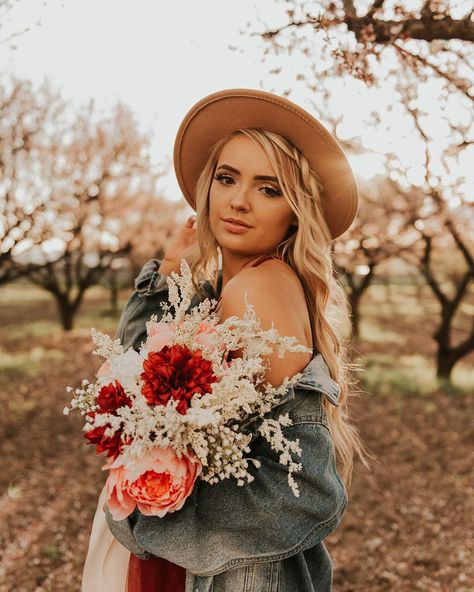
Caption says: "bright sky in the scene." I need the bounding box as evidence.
[1,0,472,204]
[1,0,279,201]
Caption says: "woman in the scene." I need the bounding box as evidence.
[82,88,369,592]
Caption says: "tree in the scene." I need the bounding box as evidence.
[333,175,407,340]
[101,190,188,312]
[393,183,473,383]
[0,76,64,284]
[19,90,166,331]
[0,0,67,49]
[245,0,473,384]
[256,0,473,96]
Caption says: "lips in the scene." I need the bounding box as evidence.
[221,219,251,234]
[222,217,251,228]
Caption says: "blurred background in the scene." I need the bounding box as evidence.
[0,1,472,590]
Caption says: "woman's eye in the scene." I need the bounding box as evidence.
[261,186,281,198]
[214,174,281,197]
[214,173,234,185]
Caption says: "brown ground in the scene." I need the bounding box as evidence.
[0,284,472,591]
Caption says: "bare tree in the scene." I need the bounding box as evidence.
[393,184,474,383]
[255,0,473,97]
[20,92,164,331]
[114,188,189,278]
[0,76,65,284]
[333,176,408,340]
[0,0,68,49]
[101,190,188,312]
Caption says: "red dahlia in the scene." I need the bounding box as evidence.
[140,344,217,415]
[85,424,124,459]
[85,381,132,459]
[96,381,131,413]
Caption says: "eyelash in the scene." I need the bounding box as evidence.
[213,173,282,198]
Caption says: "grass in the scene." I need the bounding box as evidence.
[0,346,65,378]
[359,319,406,345]
[359,352,473,397]
[42,544,63,563]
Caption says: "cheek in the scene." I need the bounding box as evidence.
[266,204,295,231]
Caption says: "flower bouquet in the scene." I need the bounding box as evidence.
[64,260,312,521]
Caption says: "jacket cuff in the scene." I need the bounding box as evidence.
[134,258,169,298]
[105,507,153,560]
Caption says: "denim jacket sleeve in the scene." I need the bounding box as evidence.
[105,403,347,576]
[114,258,171,350]
[105,259,348,577]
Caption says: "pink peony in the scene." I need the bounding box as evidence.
[195,321,220,351]
[104,446,202,520]
[96,359,112,380]
[146,322,177,352]
[103,459,136,521]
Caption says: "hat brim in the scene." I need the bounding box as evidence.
[173,88,359,239]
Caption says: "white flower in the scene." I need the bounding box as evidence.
[109,348,144,392]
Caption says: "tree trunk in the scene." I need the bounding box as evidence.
[435,348,457,385]
[57,300,75,331]
[381,274,392,304]
[53,293,82,331]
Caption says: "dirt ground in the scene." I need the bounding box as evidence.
[0,287,472,592]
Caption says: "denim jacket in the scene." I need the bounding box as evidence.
[105,259,348,592]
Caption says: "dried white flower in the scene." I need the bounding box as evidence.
[66,257,312,496]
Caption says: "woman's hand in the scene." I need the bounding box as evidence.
[158,215,198,275]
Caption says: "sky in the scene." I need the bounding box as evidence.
[0,0,472,205]
[1,0,284,201]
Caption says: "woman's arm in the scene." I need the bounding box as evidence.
[116,216,199,350]
[115,258,171,351]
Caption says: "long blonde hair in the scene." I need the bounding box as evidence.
[188,128,371,488]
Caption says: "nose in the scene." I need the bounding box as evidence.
[229,184,250,212]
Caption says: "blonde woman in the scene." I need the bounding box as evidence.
[83,88,369,592]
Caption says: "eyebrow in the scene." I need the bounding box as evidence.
[216,164,279,183]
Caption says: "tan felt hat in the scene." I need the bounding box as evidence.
[173,88,359,239]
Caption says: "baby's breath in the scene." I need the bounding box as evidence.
[66,258,312,496]
[90,328,124,359]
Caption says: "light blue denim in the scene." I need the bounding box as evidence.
[105,259,348,592]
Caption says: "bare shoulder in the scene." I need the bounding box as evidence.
[219,260,312,385]
[222,260,301,301]
[221,259,305,313]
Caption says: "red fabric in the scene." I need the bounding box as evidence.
[126,554,186,592]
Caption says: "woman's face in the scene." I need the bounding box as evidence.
[208,134,297,258]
